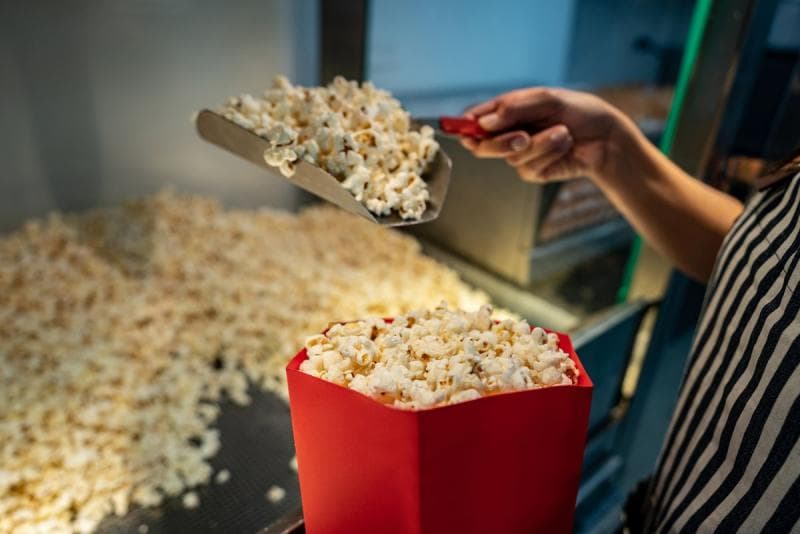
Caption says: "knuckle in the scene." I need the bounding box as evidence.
[534,87,557,101]
[523,173,546,184]
[506,153,527,166]
[532,87,564,112]
[494,104,510,120]
[523,162,548,182]
[519,167,538,183]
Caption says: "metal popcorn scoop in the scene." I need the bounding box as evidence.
[195,110,454,227]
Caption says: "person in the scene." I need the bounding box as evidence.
[460,88,800,533]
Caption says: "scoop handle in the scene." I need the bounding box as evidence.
[438,117,489,139]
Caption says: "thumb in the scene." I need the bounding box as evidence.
[478,89,560,132]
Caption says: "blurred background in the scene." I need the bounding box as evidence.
[1,0,799,532]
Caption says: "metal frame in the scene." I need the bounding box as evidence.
[571,299,655,438]
[319,0,367,83]
[666,0,762,177]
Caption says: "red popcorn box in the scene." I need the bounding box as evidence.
[286,327,592,534]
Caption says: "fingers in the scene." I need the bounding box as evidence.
[459,136,479,151]
[459,121,578,183]
[459,88,565,162]
[477,88,561,133]
[506,125,574,182]
[506,125,571,166]
[464,99,498,119]
[461,130,530,158]
[514,152,571,183]
[461,98,501,150]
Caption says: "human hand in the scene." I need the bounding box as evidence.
[460,88,634,183]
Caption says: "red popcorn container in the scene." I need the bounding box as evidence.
[286,327,593,534]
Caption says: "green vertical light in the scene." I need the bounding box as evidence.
[615,0,715,303]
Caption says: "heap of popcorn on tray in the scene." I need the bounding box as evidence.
[300,303,578,409]
[0,191,491,534]
[218,75,439,220]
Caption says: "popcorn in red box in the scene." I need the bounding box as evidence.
[300,302,578,409]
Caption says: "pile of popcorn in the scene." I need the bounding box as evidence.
[300,303,578,409]
[0,191,488,533]
[218,75,439,220]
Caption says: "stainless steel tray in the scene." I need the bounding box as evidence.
[96,389,300,534]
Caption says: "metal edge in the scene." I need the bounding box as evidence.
[195,109,377,222]
[258,506,305,533]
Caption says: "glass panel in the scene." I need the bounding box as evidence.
[366,0,576,115]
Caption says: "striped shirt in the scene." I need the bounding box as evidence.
[643,170,800,533]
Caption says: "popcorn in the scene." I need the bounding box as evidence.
[300,303,577,409]
[218,75,439,220]
[266,485,286,504]
[182,492,200,510]
[214,469,231,485]
[0,190,490,533]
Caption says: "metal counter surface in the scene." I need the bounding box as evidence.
[97,388,299,534]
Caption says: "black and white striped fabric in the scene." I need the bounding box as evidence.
[644,171,800,533]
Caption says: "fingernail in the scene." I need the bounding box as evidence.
[479,113,501,130]
[510,135,529,152]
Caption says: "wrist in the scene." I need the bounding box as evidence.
[594,110,660,189]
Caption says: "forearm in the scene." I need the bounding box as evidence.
[594,116,744,282]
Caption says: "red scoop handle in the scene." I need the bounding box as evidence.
[438,117,489,139]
